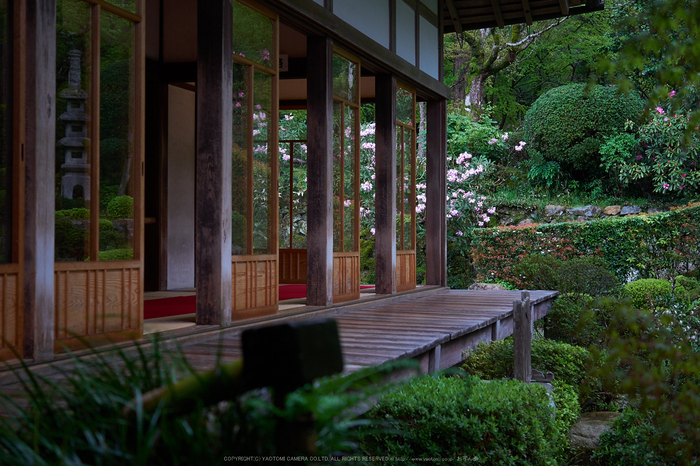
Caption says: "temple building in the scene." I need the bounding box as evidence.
[0,0,603,361]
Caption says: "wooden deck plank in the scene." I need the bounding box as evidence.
[0,289,559,392]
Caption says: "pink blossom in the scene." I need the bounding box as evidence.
[669,90,677,98]
[663,183,670,190]
[636,154,643,161]
[456,231,463,236]
[656,107,665,115]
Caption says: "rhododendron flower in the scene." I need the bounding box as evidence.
[663,183,670,190]
[456,231,463,236]
[488,138,498,145]
[636,154,643,161]
[669,90,677,98]
[656,107,665,114]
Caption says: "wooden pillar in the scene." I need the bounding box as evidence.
[306,36,334,307]
[513,291,532,383]
[374,74,397,295]
[425,99,447,287]
[195,0,233,326]
[23,0,56,361]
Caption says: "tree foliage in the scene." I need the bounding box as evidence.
[522,83,645,178]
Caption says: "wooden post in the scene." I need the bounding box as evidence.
[195,0,233,326]
[23,0,56,361]
[374,73,397,295]
[306,36,334,307]
[513,291,532,383]
[425,99,446,287]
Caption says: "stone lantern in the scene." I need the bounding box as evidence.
[57,49,90,200]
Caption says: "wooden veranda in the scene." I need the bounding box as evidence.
[0,288,558,391]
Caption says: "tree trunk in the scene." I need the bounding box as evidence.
[466,72,488,119]
[452,52,469,107]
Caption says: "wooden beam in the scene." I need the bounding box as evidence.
[306,36,334,307]
[559,0,570,15]
[445,0,462,34]
[374,74,397,295]
[269,0,450,100]
[23,0,56,361]
[521,0,534,25]
[490,0,505,29]
[425,99,446,287]
[195,0,233,326]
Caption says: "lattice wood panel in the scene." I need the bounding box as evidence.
[397,250,416,292]
[0,266,20,357]
[232,254,278,319]
[54,262,141,351]
[333,252,360,303]
[279,249,307,284]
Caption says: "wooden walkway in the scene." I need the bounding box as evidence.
[0,288,557,391]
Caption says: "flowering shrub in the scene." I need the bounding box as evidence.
[620,105,699,196]
[357,121,496,238]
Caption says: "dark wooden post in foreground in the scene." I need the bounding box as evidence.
[513,291,532,383]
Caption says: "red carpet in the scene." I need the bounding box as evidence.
[144,285,375,320]
[144,295,197,319]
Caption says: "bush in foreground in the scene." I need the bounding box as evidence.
[363,374,562,465]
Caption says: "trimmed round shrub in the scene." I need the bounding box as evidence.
[523,83,644,178]
[56,208,90,220]
[363,375,561,464]
[105,195,133,220]
[98,248,133,261]
[676,275,700,302]
[623,278,673,311]
[462,337,592,388]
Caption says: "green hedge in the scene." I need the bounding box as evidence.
[462,337,592,388]
[472,205,700,286]
[363,375,561,465]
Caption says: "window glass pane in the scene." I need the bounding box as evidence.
[232,1,274,68]
[279,110,308,250]
[332,101,342,252]
[404,128,413,249]
[231,63,248,255]
[253,69,273,254]
[344,105,356,252]
[396,88,414,125]
[292,141,308,249]
[55,0,92,262]
[279,140,291,249]
[396,127,403,249]
[0,1,11,263]
[332,54,357,103]
[99,10,134,260]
